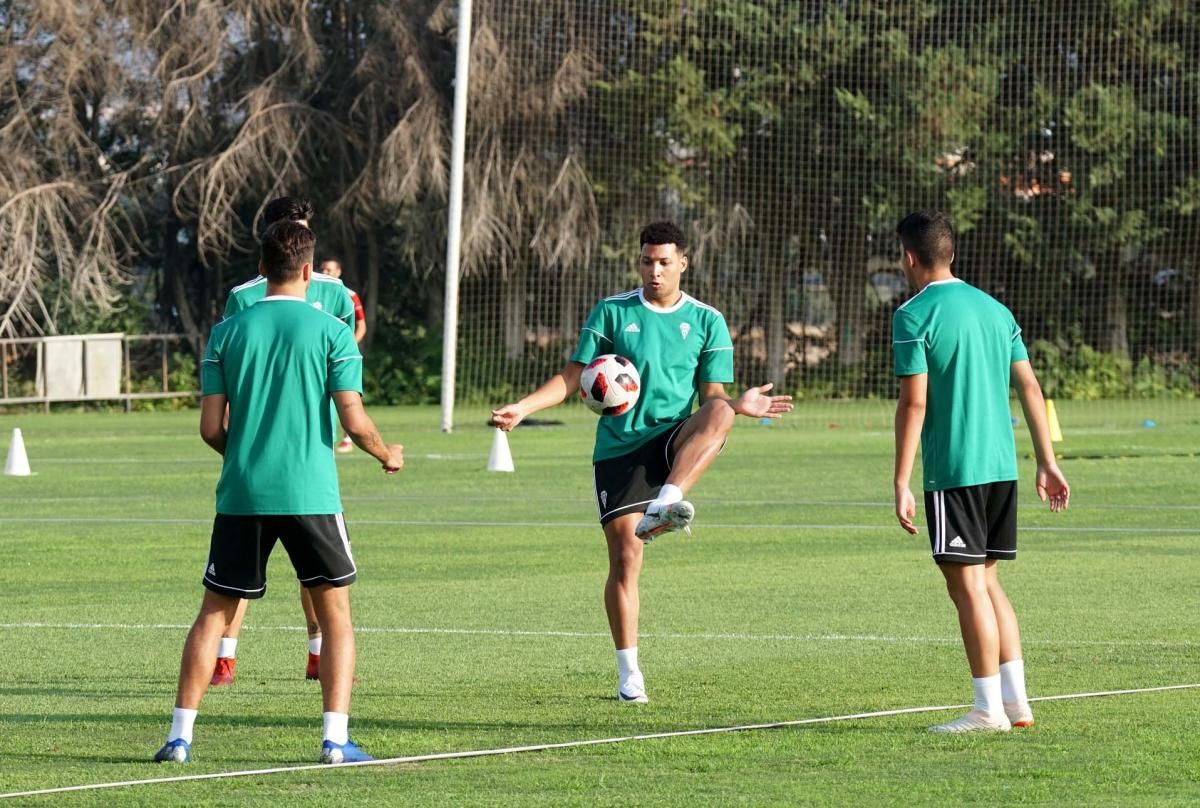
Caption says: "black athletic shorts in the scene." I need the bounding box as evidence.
[592,420,687,526]
[924,481,1017,565]
[203,513,357,598]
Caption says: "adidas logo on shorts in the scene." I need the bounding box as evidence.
[948,537,966,548]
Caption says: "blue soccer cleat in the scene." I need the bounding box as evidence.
[153,738,191,763]
[320,738,373,764]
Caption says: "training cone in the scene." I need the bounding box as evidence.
[4,428,32,476]
[1046,399,1064,443]
[486,427,515,472]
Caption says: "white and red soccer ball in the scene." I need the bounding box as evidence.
[580,354,641,416]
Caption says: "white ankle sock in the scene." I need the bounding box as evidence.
[971,674,1003,716]
[323,711,349,745]
[217,637,237,659]
[652,485,683,509]
[169,707,198,744]
[616,647,639,682]
[1000,659,1028,704]
[308,636,322,655]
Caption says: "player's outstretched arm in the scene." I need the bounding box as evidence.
[333,390,404,473]
[1011,360,1070,512]
[199,394,228,455]
[491,362,584,431]
[893,374,926,535]
[728,382,794,419]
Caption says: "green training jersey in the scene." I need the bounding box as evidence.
[571,288,734,463]
[223,273,355,325]
[201,296,362,514]
[892,278,1029,491]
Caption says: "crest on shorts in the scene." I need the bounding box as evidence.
[679,322,691,340]
[600,490,608,508]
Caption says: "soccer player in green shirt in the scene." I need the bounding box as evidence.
[155,221,404,765]
[492,221,792,704]
[892,210,1070,733]
[212,197,359,686]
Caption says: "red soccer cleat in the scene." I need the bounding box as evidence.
[306,652,320,680]
[210,656,236,686]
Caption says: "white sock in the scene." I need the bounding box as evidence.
[971,674,1003,716]
[650,484,684,512]
[169,707,198,744]
[217,637,237,659]
[1000,659,1028,705]
[615,647,639,683]
[308,636,322,655]
[322,711,349,745]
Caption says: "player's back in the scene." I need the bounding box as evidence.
[893,279,1025,489]
[224,273,353,324]
[207,298,358,514]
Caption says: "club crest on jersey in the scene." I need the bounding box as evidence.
[312,302,323,310]
[679,322,691,340]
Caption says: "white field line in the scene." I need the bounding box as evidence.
[2,683,1197,801]
[1,622,1194,648]
[0,516,1194,534]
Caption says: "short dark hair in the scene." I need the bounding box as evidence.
[896,210,955,269]
[262,196,314,227]
[260,220,315,283]
[640,221,687,253]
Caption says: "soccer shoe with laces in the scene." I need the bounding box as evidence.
[210,656,235,686]
[928,709,1011,733]
[306,652,320,680]
[154,738,191,763]
[635,501,694,543]
[1004,701,1035,728]
[618,673,649,704]
[336,437,354,454]
[321,738,373,764]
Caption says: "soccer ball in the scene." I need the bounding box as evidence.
[580,354,641,416]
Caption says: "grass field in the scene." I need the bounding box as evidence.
[1,401,1198,805]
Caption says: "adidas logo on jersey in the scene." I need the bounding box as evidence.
[624,323,640,333]
[948,537,966,548]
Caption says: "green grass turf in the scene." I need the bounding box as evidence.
[1,401,1198,805]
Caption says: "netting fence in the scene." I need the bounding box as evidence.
[451,1,1200,417]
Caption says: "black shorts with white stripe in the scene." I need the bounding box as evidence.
[203,513,357,598]
[924,481,1017,565]
[592,420,687,526]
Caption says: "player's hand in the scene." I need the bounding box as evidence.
[490,404,525,432]
[1036,462,1069,512]
[382,444,404,474]
[734,383,794,419]
[895,486,919,534]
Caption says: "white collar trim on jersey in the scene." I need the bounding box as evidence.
[260,295,306,302]
[638,287,689,314]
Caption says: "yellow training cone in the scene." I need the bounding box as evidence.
[1046,399,1063,443]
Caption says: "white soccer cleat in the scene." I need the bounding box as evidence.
[635,501,694,543]
[928,709,1011,733]
[1004,701,1035,728]
[618,672,649,704]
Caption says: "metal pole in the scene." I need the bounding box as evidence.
[439,0,473,434]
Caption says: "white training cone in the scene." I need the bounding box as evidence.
[4,427,32,476]
[486,427,515,472]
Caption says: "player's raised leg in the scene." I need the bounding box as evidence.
[603,514,648,703]
[635,399,735,541]
[156,590,242,762]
